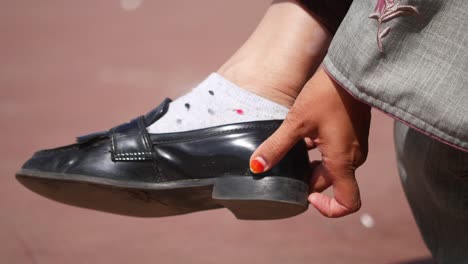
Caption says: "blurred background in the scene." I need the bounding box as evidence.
[1,0,434,263]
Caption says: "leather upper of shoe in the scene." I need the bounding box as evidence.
[22,99,310,183]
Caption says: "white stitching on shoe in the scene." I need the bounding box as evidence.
[114,152,152,161]
[115,152,152,156]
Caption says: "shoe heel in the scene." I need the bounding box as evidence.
[212,176,309,220]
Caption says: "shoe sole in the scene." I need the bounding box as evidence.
[16,169,309,220]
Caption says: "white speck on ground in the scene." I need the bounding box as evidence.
[120,0,143,11]
[360,213,376,228]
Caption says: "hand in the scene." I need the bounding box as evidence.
[249,68,371,218]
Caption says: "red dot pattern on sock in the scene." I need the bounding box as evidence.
[234,109,244,115]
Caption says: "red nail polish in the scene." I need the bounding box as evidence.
[250,158,266,173]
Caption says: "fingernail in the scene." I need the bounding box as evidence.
[250,157,266,173]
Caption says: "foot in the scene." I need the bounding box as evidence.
[147,73,289,134]
[17,96,310,220]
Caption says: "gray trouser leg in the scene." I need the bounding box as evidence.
[394,121,468,264]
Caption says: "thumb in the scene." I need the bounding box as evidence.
[249,115,309,173]
[308,161,361,218]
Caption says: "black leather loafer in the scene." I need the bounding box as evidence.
[16,99,310,220]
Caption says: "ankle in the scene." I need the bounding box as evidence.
[217,62,306,108]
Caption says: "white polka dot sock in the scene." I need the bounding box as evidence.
[147,72,289,134]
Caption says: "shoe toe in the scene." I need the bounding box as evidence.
[21,143,80,173]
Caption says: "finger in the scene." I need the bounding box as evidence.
[249,111,309,173]
[309,161,332,193]
[308,193,357,218]
[304,137,316,150]
[308,161,361,218]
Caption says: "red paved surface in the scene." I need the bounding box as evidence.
[1,1,434,263]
